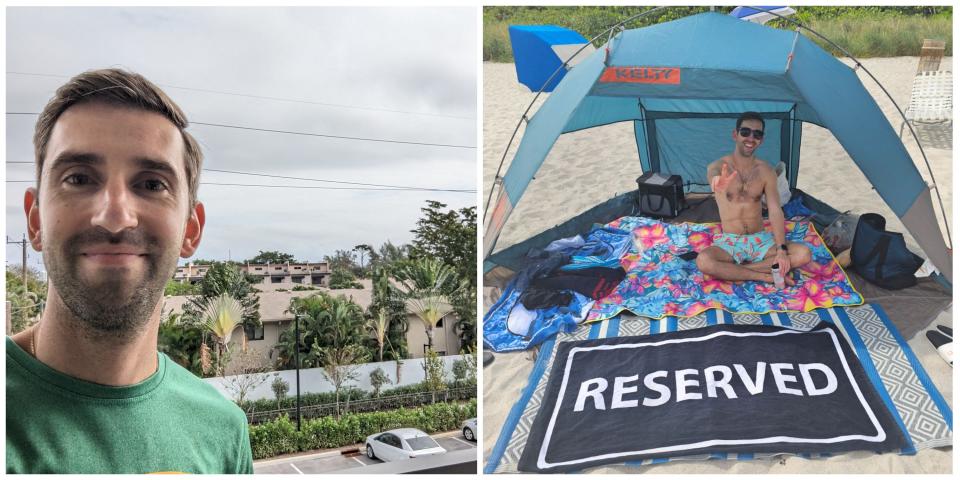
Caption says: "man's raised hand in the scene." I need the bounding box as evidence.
[711,163,738,193]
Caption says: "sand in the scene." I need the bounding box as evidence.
[481,58,953,474]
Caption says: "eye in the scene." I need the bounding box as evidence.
[141,178,169,192]
[63,173,93,186]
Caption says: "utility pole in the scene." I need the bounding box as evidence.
[22,234,26,288]
[6,234,28,286]
[294,314,302,431]
[6,234,30,332]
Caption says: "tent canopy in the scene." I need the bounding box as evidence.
[485,12,951,282]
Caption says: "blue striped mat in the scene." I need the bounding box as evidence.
[484,304,951,473]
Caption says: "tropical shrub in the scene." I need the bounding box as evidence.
[248,399,477,459]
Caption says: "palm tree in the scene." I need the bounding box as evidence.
[184,262,261,333]
[281,293,369,368]
[157,312,205,375]
[391,258,460,352]
[315,297,367,358]
[280,294,334,369]
[200,293,243,376]
[366,310,392,362]
[451,285,476,353]
[370,266,410,360]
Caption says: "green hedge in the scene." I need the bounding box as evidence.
[248,399,477,460]
[240,380,477,415]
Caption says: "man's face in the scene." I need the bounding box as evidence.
[25,102,204,337]
[733,118,764,157]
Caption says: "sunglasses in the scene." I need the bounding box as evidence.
[738,127,765,140]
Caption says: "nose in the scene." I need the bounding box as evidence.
[90,178,139,233]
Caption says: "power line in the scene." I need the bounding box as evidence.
[5,180,475,193]
[6,71,474,120]
[203,168,471,191]
[6,112,475,150]
[6,166,475,192]
[191,121,475,149]
[201,182,473,192]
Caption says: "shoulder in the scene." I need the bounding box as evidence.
[160,356,253,472]
[8,329,31,353]
[160,355,248,428]
[755,160,776,178]
[712,156,731,166]
[707,157,727,173]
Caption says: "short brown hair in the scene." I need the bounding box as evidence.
[736,111,765,131]
[33,68,203,206]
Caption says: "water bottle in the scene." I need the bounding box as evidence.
[771,264,786,289]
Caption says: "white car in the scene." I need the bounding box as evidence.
[462,418,477,442]
[365,428,446,462]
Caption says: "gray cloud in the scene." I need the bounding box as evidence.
[6,7,477,269]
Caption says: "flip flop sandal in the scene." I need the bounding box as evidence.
[926,330,953,367]
[936,325,953,339]
[483,350,495,368]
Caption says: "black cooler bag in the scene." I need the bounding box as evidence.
[850,213,924,290]
[636,173,685,218]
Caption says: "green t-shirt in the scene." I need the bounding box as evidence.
[6,337,253,474]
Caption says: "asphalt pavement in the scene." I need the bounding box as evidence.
[254,431,476,474]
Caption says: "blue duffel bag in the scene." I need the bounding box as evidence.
[850,213,924,290]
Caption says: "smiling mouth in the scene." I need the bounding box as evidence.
[80,253,148,265]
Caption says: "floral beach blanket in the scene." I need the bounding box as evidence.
[585,216,864,322]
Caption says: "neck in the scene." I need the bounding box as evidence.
[730,150,755,169]
[34,285,161,386]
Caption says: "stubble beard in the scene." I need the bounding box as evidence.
[737,142,756,159]
[44,228,180,342]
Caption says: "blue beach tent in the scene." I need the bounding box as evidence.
[509,25,596,92]
[484,12,951,283]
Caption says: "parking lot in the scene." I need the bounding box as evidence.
[254,432,476,474]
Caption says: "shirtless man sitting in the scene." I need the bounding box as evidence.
[696,112,812,285]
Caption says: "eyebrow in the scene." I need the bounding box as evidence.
[47,151,179,179]
[134,157,180,179]
[47,151,103,172]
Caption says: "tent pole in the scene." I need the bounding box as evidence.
[746,6,951,246]
[484,6,670,223]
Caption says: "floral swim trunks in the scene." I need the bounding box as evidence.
[712,231,776,264]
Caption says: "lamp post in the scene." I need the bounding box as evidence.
[294,314,302,431]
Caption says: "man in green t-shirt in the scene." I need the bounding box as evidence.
[6,69,253,474]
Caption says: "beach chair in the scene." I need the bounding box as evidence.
[916,39,945,73]
[899,70,952,138]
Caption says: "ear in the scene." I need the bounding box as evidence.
[180,201,205,258]
[24,187,42,251]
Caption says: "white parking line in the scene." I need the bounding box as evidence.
[290,463,304,475]
[450,436,476,448]
[351,456,367,466]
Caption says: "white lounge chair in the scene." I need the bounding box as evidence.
[899,70,952,139]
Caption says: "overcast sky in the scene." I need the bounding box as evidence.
[5,7,477,273]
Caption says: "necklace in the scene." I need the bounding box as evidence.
[29,322,40,358]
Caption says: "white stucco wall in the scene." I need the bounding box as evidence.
[204,354,470,402]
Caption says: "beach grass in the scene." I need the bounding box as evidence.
[805,15,952,57]
[483,6,952,62]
